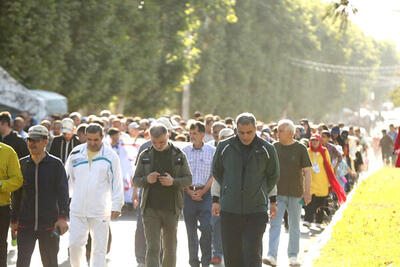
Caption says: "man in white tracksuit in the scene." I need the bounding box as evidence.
[66,123,124,267]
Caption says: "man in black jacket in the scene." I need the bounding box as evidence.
[0,111,29,159]
[11,125,69,267]
[49,118,80,164]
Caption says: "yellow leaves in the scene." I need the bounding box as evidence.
[314,168,400,267]
[165,53,178,64]
[185,7,195,16]
[226,8,238,24]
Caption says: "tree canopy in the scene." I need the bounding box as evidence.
[0,0,399,121]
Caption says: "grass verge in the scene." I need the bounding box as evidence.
[313,168,400,267]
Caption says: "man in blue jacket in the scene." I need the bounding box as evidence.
[11,125,69,267]
[212,113,280,267]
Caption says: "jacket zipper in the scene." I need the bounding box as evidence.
[34,163,39,231]
[260,187,267,202]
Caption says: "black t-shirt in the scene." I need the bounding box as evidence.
[274,141,312,197]
[147,146,176,211]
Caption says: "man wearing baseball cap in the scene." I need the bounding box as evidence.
[49,118,81,164]
[11,125,69,267]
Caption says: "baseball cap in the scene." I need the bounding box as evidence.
[219,128,234,139]
[61,118,74,134]
[28,125,49,140]
[156,117,174,131]
[128,122,139,130]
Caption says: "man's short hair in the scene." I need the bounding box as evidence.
[174,134,188,142]
[13,116,24,125]
[224,117,234,125]
[278,119,295,134]
[190,121,206,133]
[0,111,12,126]
[204,114,214,126]
[193,111,202,119]
[77,124,88,134]
[236,113,256,127]
[86,123,104,136]
[382,129,387,134]
[149,123,168,138]
[108,127,120,136]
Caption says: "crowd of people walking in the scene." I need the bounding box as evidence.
[1,109,399,267]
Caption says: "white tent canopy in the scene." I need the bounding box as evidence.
[0,66,67,121]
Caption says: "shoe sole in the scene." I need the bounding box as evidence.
[262,259,277,266]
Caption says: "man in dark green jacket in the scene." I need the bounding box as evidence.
[133,123,192,267]
[212,112,280,267]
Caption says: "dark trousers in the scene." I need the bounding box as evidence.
[304,195,328,224]
[220,211,268,267]
[135,205,146,264]
[0,206,10,267]
[183,192,212,267]
[142,208,179,267]
[16,228,59,267]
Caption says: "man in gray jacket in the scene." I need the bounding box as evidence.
[133,124,192,267]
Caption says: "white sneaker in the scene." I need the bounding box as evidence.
[262,255,277,266]
[289,256,301,266]
[302,221,311,228]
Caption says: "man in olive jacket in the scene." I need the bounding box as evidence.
[212,113,280,267]
[133,123,192,267]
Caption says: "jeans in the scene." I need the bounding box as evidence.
[142,208,179,267]
[268,195,302,258]
[0,206,10,267]
[212,215,223,258]
[304,195,327,224]
[17,228,59,267]
[183,192,212,266]
[220,211,268,267]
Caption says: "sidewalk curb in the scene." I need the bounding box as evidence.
[302,165,380,267]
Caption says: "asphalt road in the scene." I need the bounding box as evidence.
[7,209,324,267]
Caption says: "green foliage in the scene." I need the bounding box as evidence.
[0,0,398,120]
[190,0,400,122]
[389,87,400,107]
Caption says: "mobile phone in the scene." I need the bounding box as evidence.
[51,228,60,238]
[299,198,305,206]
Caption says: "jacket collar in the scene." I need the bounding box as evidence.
[231,134,261,150]
[78,143,106,158]
[26,152,51,164]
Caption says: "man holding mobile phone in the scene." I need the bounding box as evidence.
[133,123,192,267]
[11,125,69,267]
